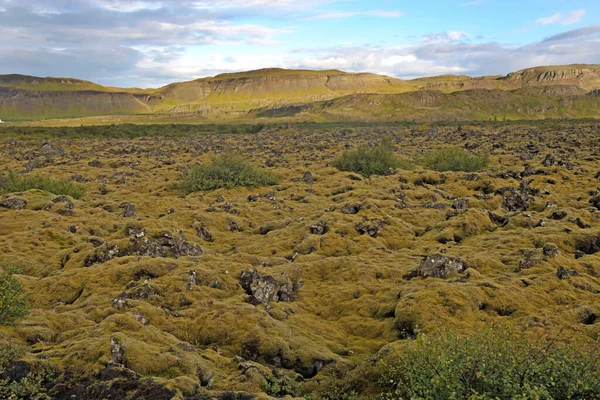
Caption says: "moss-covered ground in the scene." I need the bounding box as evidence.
[0,122,599,398]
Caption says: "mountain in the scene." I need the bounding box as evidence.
[1,64,600,122]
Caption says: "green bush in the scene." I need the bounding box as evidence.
[0,362,58,400]
[0,172,86,199]
[378,328,600,400]
[333,138,413,177]
[177,154,279,193]
[420,147,489,172]
[0,267,29,325]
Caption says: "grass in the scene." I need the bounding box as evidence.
[419,147,489,172]
[0,172,86,199]
[332,138,413,177]
[177,154,279,193]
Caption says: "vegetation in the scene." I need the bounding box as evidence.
[0,362,58,400]
[419,147,489,172]
[332,138,413,177]
[377,328,600,399]
[0,267,29,325]
[177,154,279,193]
[0,122,599,398]
[0,172,86,199]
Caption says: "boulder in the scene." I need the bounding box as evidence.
[405,255,466,279]
[0,198,27,210]
[120,202,136,217]
[341,203,361,214]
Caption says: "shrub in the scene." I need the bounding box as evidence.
[177,154,279,193]
[420,147,489,172]
[333,138,413,178]
[0,267,29,325]
[378,328,600,399]
[0,172,86,199]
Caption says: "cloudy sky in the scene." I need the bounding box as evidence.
[0,0,598,88]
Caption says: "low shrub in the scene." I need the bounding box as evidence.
[0,267,29,325]
[177,154,279,193]
[378,328,600,399]
[0,172,86,199]
[333,138,413,178]
[420,147,489,172]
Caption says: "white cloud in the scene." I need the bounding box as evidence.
[303,9,403,20]
[537,9,586,26]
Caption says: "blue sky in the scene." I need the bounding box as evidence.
[0,0,598,87]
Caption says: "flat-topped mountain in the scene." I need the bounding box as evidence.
[1,64,600,122]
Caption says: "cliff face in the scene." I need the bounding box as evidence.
[502,65,600,90]
[1,64,600,121]
[0,87,149,119]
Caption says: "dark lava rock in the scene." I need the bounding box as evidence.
[543,243,559,257]
[405,255,466,279]
[239,269,298,305]
[0,198,27,210]
[0,360,31,382]
[302,172,314,184]
[356,218,384,238]
[487,211,508,226]
[452,198,469,210]
[85,232,202,266]
[502,180,538,212]
[542,154,556,167]
[556,266,579,280]
[341,203,361,214]
[88,160,104,168]
[549,210,567,220]
[196,223,214,242]
[519,250,539,270]
[590,195,600,210]
[310,220,329,235]
[120,202,136,217]
[109,337,125,366]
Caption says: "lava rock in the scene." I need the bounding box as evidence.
[556,266,579,280]
[120,202,136,217]
[543,243,559,257]
[406,255,466,279]
[0,198,27,210]
[341,203,361,214]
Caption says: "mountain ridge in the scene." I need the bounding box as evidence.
[1,64,600,122]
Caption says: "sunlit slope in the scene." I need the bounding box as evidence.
[2,64,600,121]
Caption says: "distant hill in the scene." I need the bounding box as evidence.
[1,64,600,122]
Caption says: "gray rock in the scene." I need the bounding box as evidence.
[341,203,361,214]
[556,266,578,280]
[452,198,469,210]
[416,254,466,279]
[0,198,27,210]
[302,172,314,184]
[543,243,559,257]
[356,218,384,238]
[240,269,298,305]
[120,202,136,217]
[109,337,125,366]
[310,220,329,235]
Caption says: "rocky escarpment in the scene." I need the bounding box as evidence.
[0,87,150,119]
[2,64,600,121]
[502,65,600,90]
[156,69,404,103]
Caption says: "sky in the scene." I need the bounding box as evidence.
[0,0,599,88]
